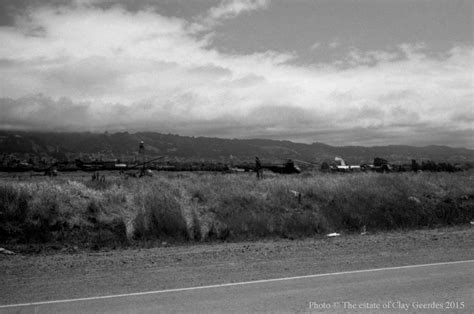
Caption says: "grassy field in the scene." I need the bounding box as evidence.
[1,171,473,250]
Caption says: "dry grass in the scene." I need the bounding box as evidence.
[1,171,473,249]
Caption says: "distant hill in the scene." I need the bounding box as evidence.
[0,131,473,164]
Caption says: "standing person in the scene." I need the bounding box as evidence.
[255,156,263,179]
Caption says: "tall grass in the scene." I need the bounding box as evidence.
[0,171,472,248]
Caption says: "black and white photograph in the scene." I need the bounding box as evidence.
[0,0,472,312]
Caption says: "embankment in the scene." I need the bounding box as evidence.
[1,172,473,250]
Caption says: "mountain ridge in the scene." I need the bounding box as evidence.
[0,131,472,164]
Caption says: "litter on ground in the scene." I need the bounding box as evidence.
[408,196,421,204]
[0,248,15,255]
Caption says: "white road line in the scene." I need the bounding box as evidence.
[1,259,473,309]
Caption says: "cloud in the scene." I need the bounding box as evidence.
[0,94,92,130]
[0,3,472,148]
[310,42,321,50]
[328,39,341,49]
[198,0,270,29]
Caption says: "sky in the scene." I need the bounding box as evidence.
[0,0,472,148]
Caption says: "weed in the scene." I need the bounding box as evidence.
[0,171,472,248]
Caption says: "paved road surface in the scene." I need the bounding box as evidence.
[2,260,472,313]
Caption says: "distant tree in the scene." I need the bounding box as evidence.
[320,162,331,172]
[411,160,419,172]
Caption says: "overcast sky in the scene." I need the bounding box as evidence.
[0,0,472,148]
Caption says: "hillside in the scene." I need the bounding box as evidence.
[0,131,473,164]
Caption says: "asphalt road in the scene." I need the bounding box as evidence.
[2,260,472,313]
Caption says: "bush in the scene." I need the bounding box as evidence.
[0,185,30,240]
[0,171,472,248]
[132,182,189,240]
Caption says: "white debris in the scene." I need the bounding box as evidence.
[289,190,301,197]
[408,196,421,204]
[289,190,302,203]
[326,233,341,237]
[470,221,474,225]
[0,248,15,255]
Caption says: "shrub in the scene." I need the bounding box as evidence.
[0,171,472,248]
[132,182,189,240]
[0,185,30,240]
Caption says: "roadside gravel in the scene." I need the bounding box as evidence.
[1,226,473,305]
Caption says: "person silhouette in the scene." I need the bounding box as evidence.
[255,157,263,179]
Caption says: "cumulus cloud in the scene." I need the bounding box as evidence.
[310,42,321,51]
[328,39,341,49]
[0,94,92,131]
[198,0,270,29]
[0,2,472,148]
